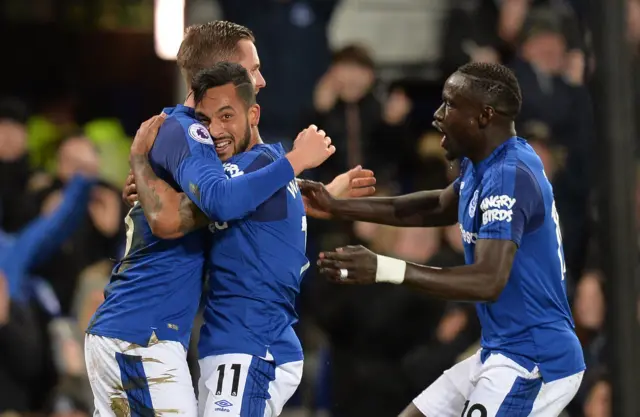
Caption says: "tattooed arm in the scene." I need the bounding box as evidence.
[130,154,210,239]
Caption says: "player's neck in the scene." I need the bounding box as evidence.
[184,91,196,108]
[471,123,517,163]
[245,125,264,152]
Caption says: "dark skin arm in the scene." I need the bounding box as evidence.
[299,180,459,227]
[318,239,517,302]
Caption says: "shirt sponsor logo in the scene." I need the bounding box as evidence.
[459,224,478,244]
[223,163,244,178]
[480,195,516,226]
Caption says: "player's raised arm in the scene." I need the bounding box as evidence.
[6,174,95,296]
[129,113,334,237]
[318,164,541,302]
[170,125,333,223]
[299,180,459,227]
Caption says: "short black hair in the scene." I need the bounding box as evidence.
[191,62,256,109]
[456,62,522,118]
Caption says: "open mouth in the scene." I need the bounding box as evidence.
[214,139,233,154]
[432,121,446,147]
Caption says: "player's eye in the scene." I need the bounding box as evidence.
[221,114,233,120]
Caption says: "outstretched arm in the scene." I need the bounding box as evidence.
[318,164,543,302]
[318,240,515,302]
[300,180,459,227]
[131,160,378,239]
[6,175,94,296]
[131,115,334,232]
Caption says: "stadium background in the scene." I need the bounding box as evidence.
[0,0,638,416]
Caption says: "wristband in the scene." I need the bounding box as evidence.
[375,255,406,284]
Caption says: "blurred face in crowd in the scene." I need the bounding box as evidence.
[0,119,27,162]
[195,83,258,162]
[234,40,266,93]
[57,136,100,182]
[574,271,606,330]
[332,61,375,103]
[433,73,484,161]
[584,380,611,417]
[521,32,567,75]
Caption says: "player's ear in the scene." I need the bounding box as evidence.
[249,103,260,127]
[478,106,494,128]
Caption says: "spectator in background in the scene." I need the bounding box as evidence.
[304,44,382,184]
[0,98,40,233]
[510,8,593,284]
[440,0,503,76]
[0,270,42,413]
[0,174,95,413]
[29,134,124,315]
[218,0,340,142]
[573,270,607,372]
[581,367,612,417]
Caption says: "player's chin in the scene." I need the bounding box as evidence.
[444,149,459,161]
[216,149,234,162]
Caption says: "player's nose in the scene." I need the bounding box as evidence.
[255,70,266,91]
[434,103,445,121]
[208,122,226,139]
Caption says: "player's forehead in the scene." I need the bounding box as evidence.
[235,39,260,70]
[197,84,242,113]
[443,73,480,106]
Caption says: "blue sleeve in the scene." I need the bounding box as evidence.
[149,119,295,222]
[7,175,94,296]
[477,165,542,246]
[243,153,289,222]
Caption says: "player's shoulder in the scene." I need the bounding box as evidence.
[482,139,544,195]
[486,138,536,177]
[157,105,212,146]
[228,143,285,174]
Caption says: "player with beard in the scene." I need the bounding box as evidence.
[132,62,352,416]
[85,21,341,416]
[299,62,585,417]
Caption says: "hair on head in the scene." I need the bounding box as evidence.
[457,62,522,118]
[177,21,255,84]
[191,62,256,108]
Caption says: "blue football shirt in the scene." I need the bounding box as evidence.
[456,136,585,382]
[88,106,295,348]
[199,143,308,365]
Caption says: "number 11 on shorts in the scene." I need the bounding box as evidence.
[216,363,241,396]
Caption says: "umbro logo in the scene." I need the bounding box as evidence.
[215,400,233,408]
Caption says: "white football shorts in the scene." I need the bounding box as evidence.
[198,353,303,417]
[84,334,197,416]
[413,349,583,417]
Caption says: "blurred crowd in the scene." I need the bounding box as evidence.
[1,0,640,416]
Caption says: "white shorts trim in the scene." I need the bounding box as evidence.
[84,334,197,416]
[198,353,303,417]
[413,349,583,417]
